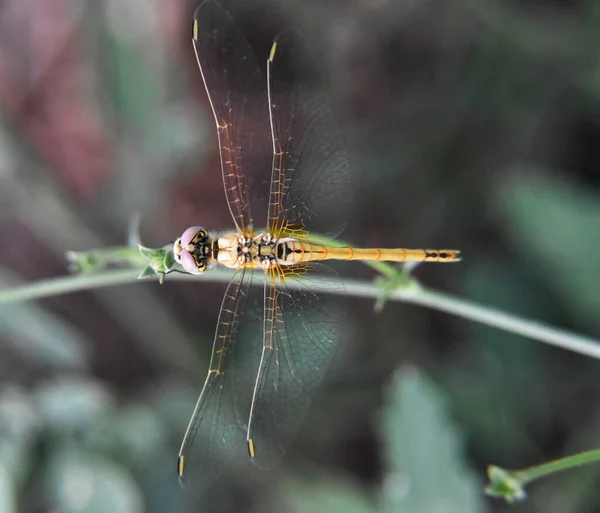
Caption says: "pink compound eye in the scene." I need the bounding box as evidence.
[180,249,202,275]
[180,226,206,247]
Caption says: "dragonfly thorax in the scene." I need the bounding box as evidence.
[174,228,283,274]
[215,232,280,270]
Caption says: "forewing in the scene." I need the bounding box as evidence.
[246,263,347,468]
[267,31,352,238]
[178,268,262,495]
[193,0,271,232]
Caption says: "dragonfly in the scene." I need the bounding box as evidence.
[175,0,461,492]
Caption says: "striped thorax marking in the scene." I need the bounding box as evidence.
[213,232,306,270]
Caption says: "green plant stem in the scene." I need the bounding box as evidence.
[409,288,600,360]
[0,270,142,305]
[486,450,600,502]
[523,449,600,481]
[1,267,600,361]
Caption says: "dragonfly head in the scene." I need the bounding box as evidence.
[173,226,214,275]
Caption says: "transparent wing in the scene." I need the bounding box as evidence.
[178,268,262,495]
[193,0,271,233]
[246,263,347,468]
[267,30,352,238]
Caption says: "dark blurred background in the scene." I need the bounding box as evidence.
[1,0,600,512]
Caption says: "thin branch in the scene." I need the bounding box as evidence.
[487,449,600,502]
[1,268,599,361]
[407,287,600,360]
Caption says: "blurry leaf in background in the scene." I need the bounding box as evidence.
[101,0,208,198]
[84,403,167,468]
[0,385,40,488]
[0,463,17,513]
[33,376,113,433]
[288,367,481,513]
[80,381,194,513]
[43,447,143,513]
[102,21,162,135]
[0,272,91,370]
[381,368,482,513]
[287,478,376,513]
[496,171,600,327]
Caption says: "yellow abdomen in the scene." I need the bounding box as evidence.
[278,241,461,264]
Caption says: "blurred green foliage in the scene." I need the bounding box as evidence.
[381,369,481,513]
[289,369,481,513]
[497,173,600,326]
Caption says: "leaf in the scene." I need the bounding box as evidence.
[0,463,17,513]
[138,266,159,280]
[0,270,90,369]
[0,385,40,485]
[84,404,167,466]
[34,376,113,432]
[286,479,376,513]
[101,29,159,134]
[495,172,600,326]
[44,448,143,513]
[137,245,177,278]
[381,368,482,513]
